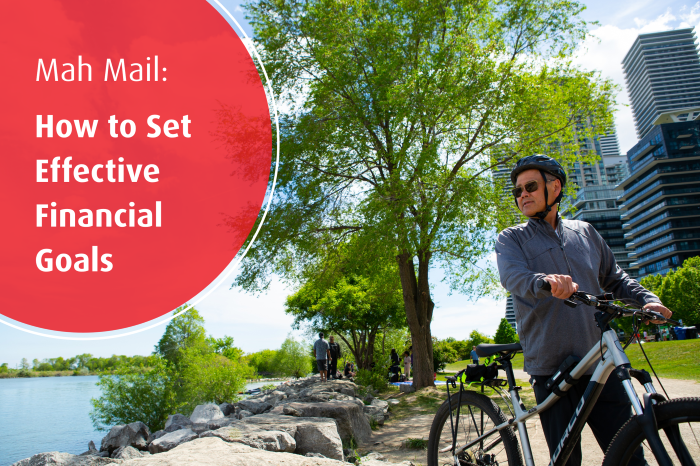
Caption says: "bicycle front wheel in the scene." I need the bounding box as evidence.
[427,390,523,466]
[603,397,700,466]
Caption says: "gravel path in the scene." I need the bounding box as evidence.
[363,374,699,466]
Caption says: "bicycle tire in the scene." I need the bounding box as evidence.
[603,397,700,466]
[427,390,524,466]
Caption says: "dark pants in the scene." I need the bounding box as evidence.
[472,359,479,364]
[532,374,645,466]
[329,358,338,378]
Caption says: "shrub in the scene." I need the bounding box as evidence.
[90,360,179,432]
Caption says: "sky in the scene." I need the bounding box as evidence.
[2,0,699,367]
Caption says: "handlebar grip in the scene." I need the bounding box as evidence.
[536,278,552,292]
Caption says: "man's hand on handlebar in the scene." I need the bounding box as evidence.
[642,302,672,324]
[544,274,579,300]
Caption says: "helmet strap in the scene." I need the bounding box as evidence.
[534,170,553,220]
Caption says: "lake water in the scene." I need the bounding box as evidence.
[0,376,272,466]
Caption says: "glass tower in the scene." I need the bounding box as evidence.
[622,28,700,139]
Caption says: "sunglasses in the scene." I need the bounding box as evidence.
[511,179,552,198]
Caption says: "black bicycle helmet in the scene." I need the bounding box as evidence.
[510,155,567,220]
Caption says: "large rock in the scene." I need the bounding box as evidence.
[236,398,272,415]
[219,402,236,416]
[201,425,296,452]
[284,401,372,443]
[299,380,358,398]
[148,429,198,454]
[241,414,344,460]
[132,437,346,465]
[11,452,120,466]
[189,404,224,424]
[112,446,148,460]
[164,414,192,432]
[100,422,150,454]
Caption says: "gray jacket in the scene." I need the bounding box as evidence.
[495,214,660,376]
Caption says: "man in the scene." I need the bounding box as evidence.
[495,155,671,466]
[313,332,332,382]
[470,346,479,365]
[328,335,341,379]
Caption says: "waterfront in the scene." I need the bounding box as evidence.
[0,376,274,466]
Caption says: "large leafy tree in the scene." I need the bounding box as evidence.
[234,0,616,387]
[285,246,406,369]
[154,307,209,368]
[641,256,700,327]
[494,317,519,344]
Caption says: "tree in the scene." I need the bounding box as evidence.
[275,335,313,378]
[20,358,30,370]
[246,349,280,375]
[177,348,253,413]
[235,0,616,387]
[467,330,492,349]
[90,359,179,432]
[494,318,519,344]
[653,257,700,327]
[285,249,406,369]
[155,306,208,367]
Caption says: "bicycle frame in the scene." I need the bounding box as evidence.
[446,328,656,466]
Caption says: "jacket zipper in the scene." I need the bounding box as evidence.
[557,219,574,275]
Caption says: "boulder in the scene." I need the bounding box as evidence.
[127,437,347,465]
[147,430,166,443]
[148,428,198,454]
[238,410,254,419]
[268,405,285,415]
[237,398,272,415]
[111,446,148,460]
[387,399,400,406]
[100,421,150,454]
[370,398,389,413]
[299,380,358,398]
[283,405,302,416]
[241,414,344,460]
[11,452,120,465]
[207,417,239,430]
[399,384,416,393]
[189,423,210,435]
[189,404,224,424]
[284,401,372,443]
[201,426,296,452]
[219,402,236,416]
[164,414,192,431]
[360,452,415,466]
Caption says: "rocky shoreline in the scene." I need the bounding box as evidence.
[12,376,410,466]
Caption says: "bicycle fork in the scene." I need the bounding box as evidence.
[604,330,682,466]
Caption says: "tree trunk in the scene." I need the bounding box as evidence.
[396,250,435,389]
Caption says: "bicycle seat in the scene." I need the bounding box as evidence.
[475,343,522,357]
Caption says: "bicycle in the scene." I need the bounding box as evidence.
[427,279,700,466]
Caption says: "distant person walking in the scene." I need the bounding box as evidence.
[402,350,411,380]
[470,346,479,364]
[313,332,332,382]
[328,335,342,379]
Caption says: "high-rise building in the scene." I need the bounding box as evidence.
[618,111,700,278]
[563,126,636,274]
[622,28,700,139]
[504,295,516,330]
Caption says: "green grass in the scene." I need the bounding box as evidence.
[444,353,524,372]
[625,339,700,381]
[443,339,700,381]
[404,438,428,449]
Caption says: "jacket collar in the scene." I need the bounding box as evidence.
[527,212,563,238]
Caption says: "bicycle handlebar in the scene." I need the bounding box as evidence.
[535,278,680,326]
